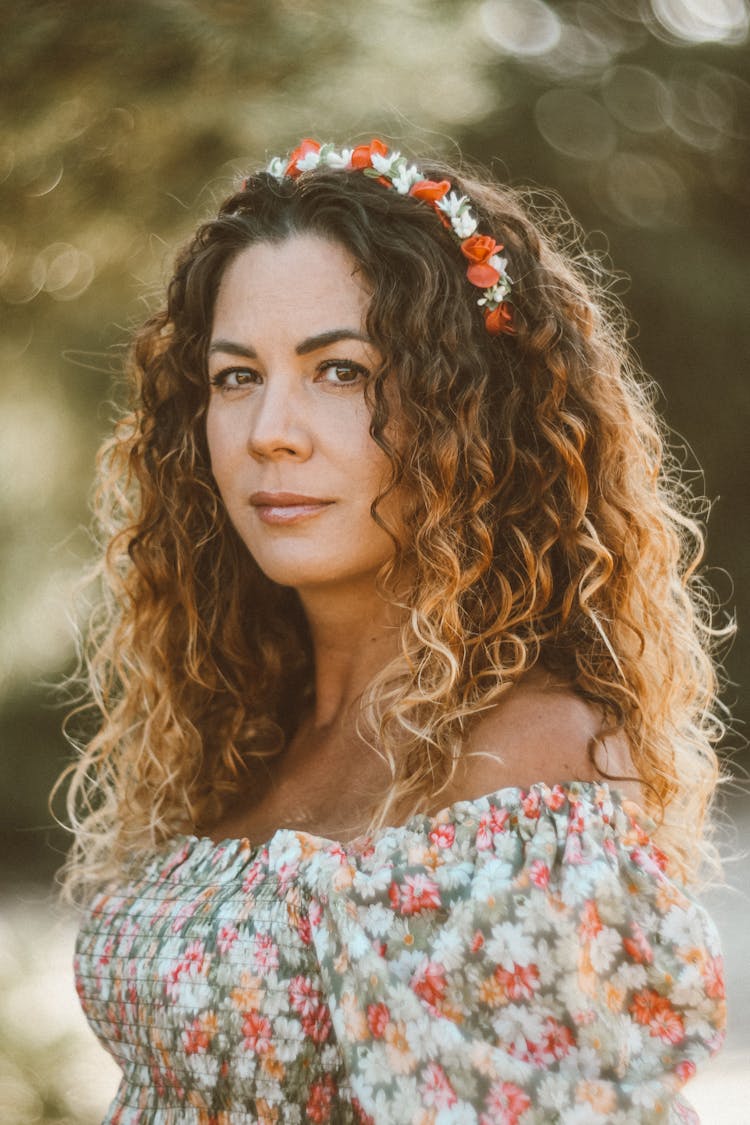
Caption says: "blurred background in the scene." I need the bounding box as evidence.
[1,0,748,1121]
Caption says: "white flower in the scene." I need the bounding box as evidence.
[559,1106,607,1124]
[611,961,647,993]
[589,925,622,973]
[478,277,512,307]
[575,1043,606,1080]
[436,191,469,218]
[261,981,289,1017]
[273,1016,306,1062]
[424,1016,465,1052]
[322,147,352,170]
[345,926,372,959]
[469,856,513,900]
[670,963,709,1010]
[488,254,508,275]
[354,1043,395,1089]
[429,925,465,970]
[488,922,539,967]
[266,156,286,179]
[436,1103,479,1125]
[438,859,474,892]
[660,905,698,947]
[359,902,395,938]
[353,865,392,899]
[391,163,422,194]
[371,150,399,176]
[537,1072,572,1111]
[296,150,321,172]
[451,212,478,238]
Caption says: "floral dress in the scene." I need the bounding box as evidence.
[73,782,725,1124]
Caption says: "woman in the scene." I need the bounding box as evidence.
[60,139,727,1123]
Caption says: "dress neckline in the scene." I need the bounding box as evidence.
[174,779,635,859]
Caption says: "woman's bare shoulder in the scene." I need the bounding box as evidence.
[447,669,642,804]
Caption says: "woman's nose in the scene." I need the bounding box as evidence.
[246,378,313,461]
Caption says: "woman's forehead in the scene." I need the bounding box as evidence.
[211,234,371,345]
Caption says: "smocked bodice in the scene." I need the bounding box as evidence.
[74,782,725,1124]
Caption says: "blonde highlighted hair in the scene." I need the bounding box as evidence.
[52,152,731,903]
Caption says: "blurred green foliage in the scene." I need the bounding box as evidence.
[2,0,748,881]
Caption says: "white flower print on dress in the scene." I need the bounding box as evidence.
[74,783,725,1121]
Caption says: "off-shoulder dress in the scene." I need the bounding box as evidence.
[74,782,726,1124]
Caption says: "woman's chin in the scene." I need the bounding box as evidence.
[246,551,391,595]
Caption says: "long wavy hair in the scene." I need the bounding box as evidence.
[53,148,730,903]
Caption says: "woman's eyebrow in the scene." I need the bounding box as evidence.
[295,329,372,355]
[207,329,372,359]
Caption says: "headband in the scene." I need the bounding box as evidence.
[257,138,515,337]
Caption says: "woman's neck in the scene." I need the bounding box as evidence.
[295,578,407,730]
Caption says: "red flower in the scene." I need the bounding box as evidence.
[352,1097,376,1125]
[490,805,510,833]
[579,900,603,942]
[481,1080,532,1125]
[306,1074,337,1123]
[702,955,726,1000]
[301,1002,332,1044]
[461,233,504,288]
[471,930,485,953]
[545,784,567,811]
[521,789,541,818]
[409,179,453,225]
[539,1016,576,1061]
[411,960,447,1011]
[675,1059,697,1085]
[241,1011,273,1054]
[484,303,515,336]
[392,872,442,915]
[253,932,280,972]
[623,922,654,965]
[285,138,320,178]
[629,989,686,1044]
[528,860,550,889]
[409,179,451,203]
[288,974,322,1017]
[296,914,312,945]
[494,961,540,1002]
[351,138,388,170]
[367,1001,390,1039]
[420,1062,458,1110]
[182,1018,211,1055]
[429,823,456,848]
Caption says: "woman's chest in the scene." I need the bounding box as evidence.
[75,854,346,1112]
[208,740,394,846]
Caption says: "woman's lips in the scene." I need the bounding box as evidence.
[253,501,333,525]
[249,492,334,525]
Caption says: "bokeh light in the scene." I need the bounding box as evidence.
[650,0,749,44]
[535,90,617,160]
[596,151,690,227]
[1,2,747,1119]
[480,0,562,56]
[601,65,669,134]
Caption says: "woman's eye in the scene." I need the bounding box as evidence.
[209,368,257,390]
[318,360,369,386]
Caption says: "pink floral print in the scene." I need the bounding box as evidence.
[74,782,725,1123]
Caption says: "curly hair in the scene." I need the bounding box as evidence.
[52,150,730,903]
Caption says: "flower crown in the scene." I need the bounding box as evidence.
[261,138,515,337]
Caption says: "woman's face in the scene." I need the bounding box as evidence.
[206,233,401,595]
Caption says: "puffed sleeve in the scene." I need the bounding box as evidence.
[303,782,725,1125]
